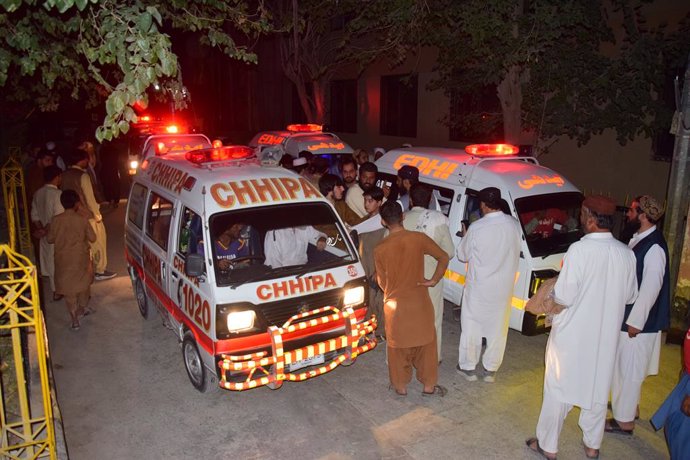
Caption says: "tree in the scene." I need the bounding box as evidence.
[0,0,270,141]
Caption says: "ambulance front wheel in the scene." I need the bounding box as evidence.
[182,332,218,393]
[134,276,152,319]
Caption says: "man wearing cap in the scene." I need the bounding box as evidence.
[606,196,670,436]
[455,187,521,383]
[396,165,419,211]
[527,195,638,460]
[345,162,379,218]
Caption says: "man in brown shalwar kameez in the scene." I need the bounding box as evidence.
[47,190,97,330]
[374,201,450,396]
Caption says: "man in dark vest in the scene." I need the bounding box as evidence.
[606,195,670,436]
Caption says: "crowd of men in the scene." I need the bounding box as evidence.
[26,141,118,331]
[281,151,684,459]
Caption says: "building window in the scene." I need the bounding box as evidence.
[329,79,357,133]
[380,74,418,137]
[448,85,503,142]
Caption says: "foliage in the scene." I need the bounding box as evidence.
[0,0,270,141]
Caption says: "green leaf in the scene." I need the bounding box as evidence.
[118,120,130,134]
[138,12,152,33]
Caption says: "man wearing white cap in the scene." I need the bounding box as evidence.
[606,195,670,436]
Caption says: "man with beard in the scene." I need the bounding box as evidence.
[527,195,638,460]
[338,155,358,190]
[346,162,378,218]
[606,196,670,437]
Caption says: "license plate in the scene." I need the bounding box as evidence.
[287,354,325,372]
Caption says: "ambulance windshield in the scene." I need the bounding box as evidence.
[205,202,357,287]
[514,192,584,258]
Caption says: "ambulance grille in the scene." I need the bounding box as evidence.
[259,290,342,327]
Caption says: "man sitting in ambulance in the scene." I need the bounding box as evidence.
[264,226,327,268]
[208,223,250,270]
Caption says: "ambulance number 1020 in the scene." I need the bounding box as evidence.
[182,283,211,332]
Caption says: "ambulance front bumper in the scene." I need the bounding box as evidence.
[218,306,377,391]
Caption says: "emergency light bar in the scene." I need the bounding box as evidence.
[155,142,168,155]
[465,144,519,156]
[186,146,254,164]
[212,139,223,148]
[286,123,323,133]
[165,124,180,134]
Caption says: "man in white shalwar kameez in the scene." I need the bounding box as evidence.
[606,195,670,436]
[403,183,454,362]
[30,166,64,299]
[527,195,638,460]
[264,226,327,268]
[456,187,521,383]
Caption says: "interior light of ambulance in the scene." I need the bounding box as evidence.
[227,310,256,333]
[212,139,223,148]
[165,124,180,134]
[186,146,254,164]
[286,123,323,133]
[155,142,169,155]
[343,286,365,308]
[465,144,519,156]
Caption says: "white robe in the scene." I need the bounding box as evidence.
[404,207,455,360]
[30,184,64,290]
[345,183,367,218]
[547,232,638,409]
[264,226,326,268]
[456,211,521,370]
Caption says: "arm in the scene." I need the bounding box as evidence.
[456,226,473,262]
[86,218,97,243]
[419,234,450,287]
[374,248,387,294]
[626,245,664,334]
[553,247,582,307]
[80,172,101,221]
[46,217,57,244]
[336,200,366,226]
[433,222,455,258]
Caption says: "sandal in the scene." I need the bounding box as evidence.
[604,418,633,436]
[525,437,557,460]
[583,444,600,459]
[422,384,447,397]
[70,321,81,331]
[78,307,95,319]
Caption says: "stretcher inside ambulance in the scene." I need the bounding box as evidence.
[374,144,584,335]
[126,146,375,392]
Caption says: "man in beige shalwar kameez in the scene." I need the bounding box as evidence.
[47,190,96,330]
[374,201,449,396]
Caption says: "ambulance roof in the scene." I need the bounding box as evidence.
[139,147,327,214]
[249,129,354,156]
[376,147,579,199]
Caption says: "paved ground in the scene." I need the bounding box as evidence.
[42,203,678,459]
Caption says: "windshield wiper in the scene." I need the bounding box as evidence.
[295,255,352,278]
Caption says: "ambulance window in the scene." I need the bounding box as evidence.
[127,183,148,229]
[178,207,203,257]
[427,185,454,216]
[146,193,174,251]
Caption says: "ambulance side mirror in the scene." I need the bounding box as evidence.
[349,229,359,249]
[185,253,205,277]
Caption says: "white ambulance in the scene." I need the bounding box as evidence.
[249,124,354,172]
[127,131,214,175]
[375,144,583,335]
[125,145,376,392]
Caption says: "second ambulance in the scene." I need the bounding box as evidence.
[126,145,376,392]
[375,144,583,335]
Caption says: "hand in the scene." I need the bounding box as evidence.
[316,238,326,251]
[218,259,230,270]
[682,395,690,417]
[627,325,641,338]
[417,278,437,287]
[382,185,390,198]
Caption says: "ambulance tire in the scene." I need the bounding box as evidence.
[134,276,153,319]
[182,332,219,393]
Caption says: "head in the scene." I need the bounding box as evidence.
[628,195,664,230]
[36,151,54,168]
[380,200,403,229]
[338,155,358,186]
[298,150,313,164]
[43,165,62,186]
[373,147,386,161]
[580,195,616,233]
[363,186,385,216]
[219,223,244,246]
[60,189,80,210]
[358,161,378,191]
[67,148,89,167]
[409,183,432,209]
[353,149,370,166]
[478,187,502,214]
[279,154,294,170]
[292,156,308,173]
[319,174,345,201]
[397,165,419,192]
[310,157,330,177]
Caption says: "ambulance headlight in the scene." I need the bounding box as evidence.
[226,310,256,333]
[129,160,139,170]
[343,285,365,308]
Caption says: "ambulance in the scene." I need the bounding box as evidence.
[249,124,354,172]
[125,145,376,392]
[375,144,583,335]
[127,131,214,175]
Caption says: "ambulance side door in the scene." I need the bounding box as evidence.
[142,190,175,315]
[446,189,481,305]
[169,205,214,341]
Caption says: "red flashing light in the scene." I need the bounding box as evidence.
[286,123,323,133]
[465,144,519,156]
[139,115,152,122]
[155,142,169,156]
[212,139,223,148]
[165,124,180,134]
[186,146,254,164]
